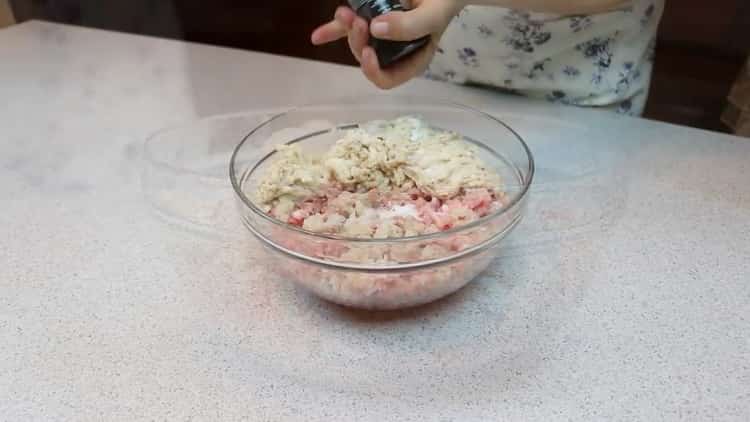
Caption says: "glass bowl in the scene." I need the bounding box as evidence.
[142,110,286,239]
[230,96,534,310]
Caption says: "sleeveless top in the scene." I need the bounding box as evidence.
[425,1,665,116]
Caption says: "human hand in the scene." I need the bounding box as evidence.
[311,1,465,89]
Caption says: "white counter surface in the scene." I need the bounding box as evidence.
[1,21,749,421]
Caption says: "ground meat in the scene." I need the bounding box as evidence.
[254,116,506,239]
[271,186,505,239]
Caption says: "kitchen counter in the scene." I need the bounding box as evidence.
[1,21,749,421]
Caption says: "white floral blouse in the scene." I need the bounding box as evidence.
[426,1,665,115]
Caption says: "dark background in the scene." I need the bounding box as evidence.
[10,0,750,132]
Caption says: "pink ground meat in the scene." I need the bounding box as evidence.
[269,187,505,239]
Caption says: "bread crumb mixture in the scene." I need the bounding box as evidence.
[254,116,505,238]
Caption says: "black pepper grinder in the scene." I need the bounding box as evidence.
[347,0,430,68]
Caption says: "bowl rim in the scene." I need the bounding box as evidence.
[229,95,535,244]
[144,109,290,177]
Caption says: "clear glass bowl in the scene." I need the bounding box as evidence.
[230,96,534,310]
[142,110,286,239]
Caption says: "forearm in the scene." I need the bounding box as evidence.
[459,0,631,15]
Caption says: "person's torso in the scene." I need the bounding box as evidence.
[426,0,665,115]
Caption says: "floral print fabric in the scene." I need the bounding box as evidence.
[426,1,664,116]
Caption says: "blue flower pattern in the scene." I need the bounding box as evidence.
[478,24,494,38]
[527,58,551,80]
[457,47,480,67]
[575,36,616,86]
[502,12,552,53]
[563,66,581,79]
[569,15,593,33]
[425,1,662,116]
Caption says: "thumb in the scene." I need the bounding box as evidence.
[370,0,459,41]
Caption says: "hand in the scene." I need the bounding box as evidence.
[311,1,465,89]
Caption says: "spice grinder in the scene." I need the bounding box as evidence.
[347,0,430,67]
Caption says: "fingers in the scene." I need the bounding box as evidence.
[335,6,357,25]
[360,43,436,89]
[311,7,369,64]
[361,47,393,89]
[312,2,443,90]
[311,6,356,45]
[311,20,347,45]
[369,0,459,41]
[347,17,369,62]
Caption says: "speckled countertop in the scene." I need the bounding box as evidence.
[1,21,749,421]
